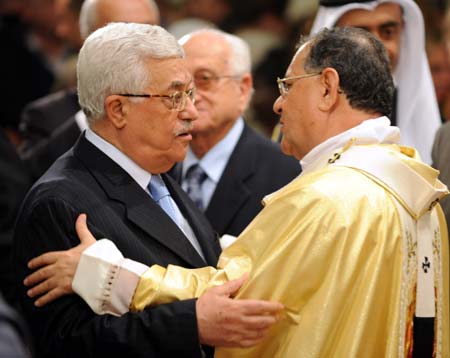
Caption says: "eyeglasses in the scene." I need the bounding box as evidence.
[277,72,322,98]
[193,71,240,91]
[117,87,196,112]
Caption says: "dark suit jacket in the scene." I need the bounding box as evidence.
[20,88,79,144]
[432,121,450,227]
[0,130,32,302]
[13,135,221,357]
[171,124,301,236]
[22,114,81,181]
[19,88,81,179]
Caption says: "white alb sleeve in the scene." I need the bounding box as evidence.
[219,234,237,250]
[72,239,149,316]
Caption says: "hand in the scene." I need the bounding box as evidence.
[23,213,96,307]
[196,275,283,348]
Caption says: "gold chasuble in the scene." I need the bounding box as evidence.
[130,142,449,357]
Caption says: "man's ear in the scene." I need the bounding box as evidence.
[318,67,341,112]
[104,95,128,129]
[237,73,253,111]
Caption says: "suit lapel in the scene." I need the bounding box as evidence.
[74,136,207,268]
[205,125,255,234]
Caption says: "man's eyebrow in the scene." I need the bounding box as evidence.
[168,80,185,90]
[378,21,402,29]
[354,21,401,32]
[168,79,194,90]
[194,68,214,74]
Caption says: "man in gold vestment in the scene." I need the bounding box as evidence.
[25,27,449,357]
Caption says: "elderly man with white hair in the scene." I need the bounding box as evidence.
[20,0,161,180]
[13,22,283,357]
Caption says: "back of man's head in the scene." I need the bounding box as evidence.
[79,0,160,39]
[77,22,182,122]
[304,27,394,116]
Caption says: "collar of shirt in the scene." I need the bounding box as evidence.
[85,128,152,193]
[300,116,400,175]
[74,110,88,132]
[182,117,245,182]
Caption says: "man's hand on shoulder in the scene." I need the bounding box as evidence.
[196,275,283,348]
[23,214,96,307]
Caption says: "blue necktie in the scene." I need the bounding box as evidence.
[185,164,208,211]
[148,175,179,226]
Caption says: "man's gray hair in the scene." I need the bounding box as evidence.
[77,22,184,122]
[180,29,252,75]
[79,0,160,39]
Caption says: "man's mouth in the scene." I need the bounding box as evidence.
[176,132,191,138]
[175,123,194,137]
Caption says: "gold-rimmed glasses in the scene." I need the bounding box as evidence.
[117,87,196,112]
[277,72,322,98]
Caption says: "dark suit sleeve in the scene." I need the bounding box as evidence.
[0,294,31,358]
[14,197,202,357]
[0,131,32,302]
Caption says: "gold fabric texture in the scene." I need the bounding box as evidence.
[131,144,449,357]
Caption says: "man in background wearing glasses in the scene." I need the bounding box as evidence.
[170,29,300,238]
[12,23,283,357]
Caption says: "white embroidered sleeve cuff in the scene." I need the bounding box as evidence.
[72,239,149,316]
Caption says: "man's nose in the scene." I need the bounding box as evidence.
[273,95,283,115]
[179,95,198,121]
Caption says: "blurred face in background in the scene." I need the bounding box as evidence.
[181,32,252,147]
[54,0,83,49]
[427,41,450,106]
[95,0,160,28]
[21,0,59,35]
[336,2,404,71]
[185,0,230,25]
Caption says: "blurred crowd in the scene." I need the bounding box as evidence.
[1,0,450,355]
[2,0,450,144]
[0,0,317,143]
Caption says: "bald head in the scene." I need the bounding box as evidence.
[180,29,251,76]
[79,0,160,39]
